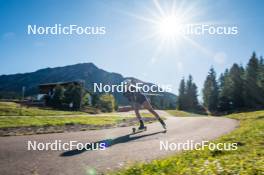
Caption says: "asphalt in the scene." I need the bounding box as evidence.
[0,115,238,175]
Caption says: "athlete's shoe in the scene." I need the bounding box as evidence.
[138,120,145,130]
[138,125,146,130]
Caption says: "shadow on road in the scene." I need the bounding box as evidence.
[60,131,165,157]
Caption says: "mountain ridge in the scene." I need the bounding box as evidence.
[0,63,176,108]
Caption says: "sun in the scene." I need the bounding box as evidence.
[119,0,216,66]
[157,15,185,39]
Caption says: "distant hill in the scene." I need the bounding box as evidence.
[0,63,176,108]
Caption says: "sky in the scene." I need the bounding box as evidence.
[0,0,264,96]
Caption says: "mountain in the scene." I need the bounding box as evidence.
[0,63,176,108]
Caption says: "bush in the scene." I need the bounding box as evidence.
[97,93,115,112]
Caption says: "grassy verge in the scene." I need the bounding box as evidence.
[0,115,128,128]
[0,110,162,129]
[0,114,161,128]
[0,102,85,116]
[166,110,206,117]
[114,111,264,175]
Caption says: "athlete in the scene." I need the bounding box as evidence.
[122,79,166,130]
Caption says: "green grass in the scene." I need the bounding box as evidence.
[0,102,166,128]
[114,110,264,175]
[0,114,161,128]
[0,115,128,128]
[0,102,123,128]
[0,102,85,116]
[166,110,206,117]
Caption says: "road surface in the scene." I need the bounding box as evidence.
[0,115,238,175]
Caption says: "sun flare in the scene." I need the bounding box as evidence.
[158,15,185,39]
[122,0,213,61]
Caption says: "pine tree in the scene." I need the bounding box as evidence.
[177,78,186,110]
[186,75,199,110]
[258,56,264,94]
[203,67,219,112]
[190,83,199,109]
[229,63,245,109]
[177,75,199,111]
[244,52,262,107]
[218,70,232,111]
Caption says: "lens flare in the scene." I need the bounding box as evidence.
[158,15,184,38]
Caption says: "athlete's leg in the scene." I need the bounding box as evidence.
[142,100,160,119]
[143,100,166,129]
[133,103,145,129]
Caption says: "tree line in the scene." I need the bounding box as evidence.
[45,83,116,112]
[177,52,264,113]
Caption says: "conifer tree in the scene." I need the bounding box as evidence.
[229,63,245,109]
[203,67,219,111]
[177,78,186,110]
[244,52,262,107]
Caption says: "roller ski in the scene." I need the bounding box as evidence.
[132,126,147,134]
[132,120,147,133]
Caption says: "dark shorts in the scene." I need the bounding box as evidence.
[132,93,148,108]
[134,93,148,105]
[123,91,148,106]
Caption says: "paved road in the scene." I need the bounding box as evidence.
[0,116,238,175]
